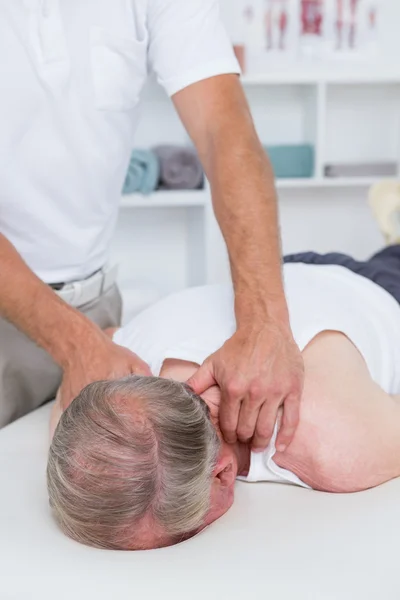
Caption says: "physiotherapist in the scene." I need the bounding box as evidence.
[0,0,303,452]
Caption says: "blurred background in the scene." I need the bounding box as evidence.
[111,0,400,322]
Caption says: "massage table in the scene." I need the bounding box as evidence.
[1,403,399,600]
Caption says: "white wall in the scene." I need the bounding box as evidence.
[206,187,385,286]
[280,189,383,257]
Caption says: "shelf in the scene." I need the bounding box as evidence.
[120,190,206,208]
[241,67,400,86]
[320,177,387,187]
[120,178,383,209]
[277,177,385,189]
[276,178,320,188]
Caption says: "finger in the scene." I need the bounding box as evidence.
[219,381,246,444]
[275,393,301,452]
[236,395,262,444]
[251,397,282,452]
[187,361,217,395]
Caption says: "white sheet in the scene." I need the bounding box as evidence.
[1,403,399,600]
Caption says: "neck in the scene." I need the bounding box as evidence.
[233,442,252,477]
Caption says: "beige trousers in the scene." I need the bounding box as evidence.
[0,285,122,429]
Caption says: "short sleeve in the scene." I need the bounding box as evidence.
[146,0,241,97]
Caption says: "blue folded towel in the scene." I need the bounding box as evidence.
[264,144,315,179]
[122,150,160,195]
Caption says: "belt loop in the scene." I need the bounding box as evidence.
[71,281,83,306]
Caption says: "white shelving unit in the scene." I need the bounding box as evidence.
[113,68,400,319]
[120,190,206,209]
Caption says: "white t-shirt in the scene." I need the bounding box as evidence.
[0,0,239,283]
[114,263,400,488]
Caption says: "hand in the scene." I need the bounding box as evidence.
[59,330,152,411]
[187,322,304,452]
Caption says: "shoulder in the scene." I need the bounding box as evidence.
[274,332,375,492]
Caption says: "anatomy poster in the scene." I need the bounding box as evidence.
[325,0,381,57]
[264,0,291,53]
[232,0,381,71]
[240,0,298,68]
[299,0,326,57]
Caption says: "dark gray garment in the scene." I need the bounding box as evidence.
[153,145,204,190]
[284,246,400,305]
[0,285,122,429]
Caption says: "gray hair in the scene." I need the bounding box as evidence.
[47,376,220,550]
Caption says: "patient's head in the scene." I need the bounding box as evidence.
[47,377,238,551]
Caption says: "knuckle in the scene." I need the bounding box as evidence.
[277,377,292,393]
[267,392,284,408]
[237,424,254,441]
[226,379,246,400]
[265,378,284,396]
[256,420,274,440]
[248,381,264,401]
[256,413,275,437]
[257,428,274,444]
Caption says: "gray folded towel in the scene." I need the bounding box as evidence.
[325,162,397,178]
[153,145,204,190]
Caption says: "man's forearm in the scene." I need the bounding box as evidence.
[204,84,288,328]
[174,75,288,329]
[208,121,287,327]
[0,233,100,367]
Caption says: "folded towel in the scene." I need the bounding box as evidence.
[153,145,204,190]
[325,162,397,178]
[122,149,160,195]
[265,144,315,179]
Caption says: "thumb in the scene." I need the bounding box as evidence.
[187,360,216,395]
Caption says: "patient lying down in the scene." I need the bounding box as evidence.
[47,261,400,551]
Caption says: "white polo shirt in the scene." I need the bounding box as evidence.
[0,0,239,284]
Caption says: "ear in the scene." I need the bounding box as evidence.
[213,445,236,488]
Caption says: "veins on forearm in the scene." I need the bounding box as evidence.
[209,136,287,322]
